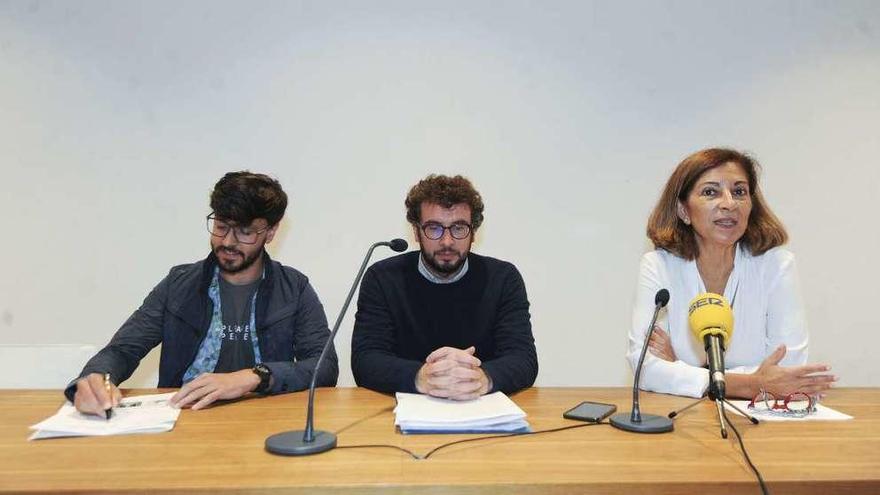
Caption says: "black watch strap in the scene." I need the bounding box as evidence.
[252,364,272,394]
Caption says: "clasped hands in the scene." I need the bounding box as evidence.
[74,369,261,417]
[415,346,491,401]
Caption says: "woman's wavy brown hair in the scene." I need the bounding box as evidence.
[647,148,787,260]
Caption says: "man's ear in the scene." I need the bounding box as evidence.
[265,224,279,244]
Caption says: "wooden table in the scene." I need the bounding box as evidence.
[1,387,878,494]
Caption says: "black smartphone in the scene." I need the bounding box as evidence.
[563,401,617,422]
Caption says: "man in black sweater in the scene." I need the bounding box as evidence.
[352,175,537,400]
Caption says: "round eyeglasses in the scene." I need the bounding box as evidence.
[206,214,269,245]
[420,222,472,240]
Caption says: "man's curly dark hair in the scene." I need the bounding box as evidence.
[405,174,484,230]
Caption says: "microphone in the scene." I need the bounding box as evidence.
[609,288,674,433]
[386,238,408,252]
[688,293,733,400]
[265,238,408,456]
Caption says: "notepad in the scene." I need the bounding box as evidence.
[394,391,530,434]
[29,392,181,440]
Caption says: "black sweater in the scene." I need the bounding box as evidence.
[351,251,538,395]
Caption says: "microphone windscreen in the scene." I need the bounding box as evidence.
[688,293,733,346]
[388,238,408,252]
[654,288,670,308]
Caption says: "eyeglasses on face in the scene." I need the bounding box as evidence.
[206,214,269,245]
[420,222,472,240]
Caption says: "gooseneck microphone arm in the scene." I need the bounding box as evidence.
[303,240,399,441]
[629,289,669,422]
[266,238,408,456]
[609,289,674,433]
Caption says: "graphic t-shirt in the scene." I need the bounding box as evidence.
[213,277,260,373]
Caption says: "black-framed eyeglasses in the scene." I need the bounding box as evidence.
[420,222,472,240]
[206,214,269,245]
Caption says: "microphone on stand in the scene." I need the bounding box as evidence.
[610,288,674,433]
[687,293,733,400]
[666,292,758,435]
[265,238,408,456]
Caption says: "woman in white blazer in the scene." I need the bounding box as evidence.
[628,148,837,399]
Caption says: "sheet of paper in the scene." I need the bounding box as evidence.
[29,392,181,440]
[727,400,853,422]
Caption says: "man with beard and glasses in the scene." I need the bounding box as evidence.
[66,172,337,416]
[351,174,537,400]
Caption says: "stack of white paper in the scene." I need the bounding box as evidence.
[394,391,529,434]
[29,392,181,440]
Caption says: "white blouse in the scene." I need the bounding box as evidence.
[627,245,809,398]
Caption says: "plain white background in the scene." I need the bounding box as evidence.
[1,1,878,388]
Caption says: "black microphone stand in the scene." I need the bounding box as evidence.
[610,289,674,433]
[667,361,759,439]
[265,239,407,456]
[668,392,758,439]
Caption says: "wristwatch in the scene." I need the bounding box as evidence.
[252,363,272,394]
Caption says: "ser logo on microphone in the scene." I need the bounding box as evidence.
[688,296,724,315]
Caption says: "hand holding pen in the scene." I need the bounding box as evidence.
[103,373,113,419]
[72,372,122,418]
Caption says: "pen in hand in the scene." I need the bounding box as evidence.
[104,373,113,420]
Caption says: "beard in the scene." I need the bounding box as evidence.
[213,244,263,274]
[422,247,468,276]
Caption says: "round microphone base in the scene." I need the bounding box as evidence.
[609,412,674,433]
[265,430,338,456]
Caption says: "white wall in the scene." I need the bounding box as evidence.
[1,1,878,389]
